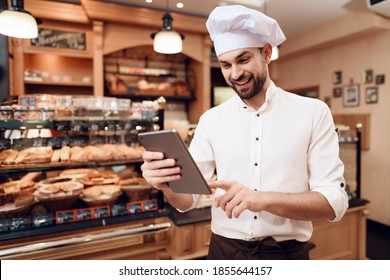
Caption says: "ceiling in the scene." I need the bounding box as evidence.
[57,0,370,38]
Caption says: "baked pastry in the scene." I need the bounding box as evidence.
[80,184,122,207]
[0,180,36,194]
[35,181,84,212]
[38,176,75,187]
[81,184,121,200]
[50,149,61,163]
[60,168,99,179]
[117,144,144,160]
[119,177,153,202]
[36,181,84,198]
[60,146,70,162]
[0,180,36,209]
[22,147,53,164]
[84,145,113,161]
[118,177,148,186]
[69,146,88,162]
[2,150,19,165]
[0,149,17,165]
[78,169,119,186]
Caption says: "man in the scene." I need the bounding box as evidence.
[141,5,348,259]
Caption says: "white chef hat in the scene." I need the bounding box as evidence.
[206,5,286,56]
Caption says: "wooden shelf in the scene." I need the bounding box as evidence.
[24,80,93,87]
[108,93,195,102]
[0,158,143,174]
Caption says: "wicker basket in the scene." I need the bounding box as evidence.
[121,185,153,202]
[36,194,80,212]
[80,191,122,207]
[0,201,36,218]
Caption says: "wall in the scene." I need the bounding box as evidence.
[276,12,390,226]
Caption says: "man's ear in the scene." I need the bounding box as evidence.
[262,43,273,63]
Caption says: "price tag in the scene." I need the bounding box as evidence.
[56,210,75,224]
[9,216,30,231]
[75,208,93,221]
[127,202,143,214]
[94,206,110,218]
[32,213,54,227]
[111,204,127,216]
[0,218,10,232]
[143,199,158,212]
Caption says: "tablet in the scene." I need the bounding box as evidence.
[138,130,212,195]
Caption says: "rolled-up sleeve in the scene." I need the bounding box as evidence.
[308,101,349,221]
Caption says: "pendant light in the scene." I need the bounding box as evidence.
[151,0,184,54]
[0,0,38,39]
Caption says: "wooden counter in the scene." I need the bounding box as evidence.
[310,204,370,260]
[0,203,369,260]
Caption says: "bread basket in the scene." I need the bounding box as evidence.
[119,177,153,202]
[80,185,122,207]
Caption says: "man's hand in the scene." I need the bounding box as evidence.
[208,180,263,219]
[141,151,181,190]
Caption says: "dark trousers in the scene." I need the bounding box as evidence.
[207,233,310,260]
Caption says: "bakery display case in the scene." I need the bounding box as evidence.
[0,95,167,257]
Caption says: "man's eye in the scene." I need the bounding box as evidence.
[239,58,250,63]
[221,64,231,69]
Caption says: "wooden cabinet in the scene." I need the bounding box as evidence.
[10,20,104,97]
[0,205,368,259]
[0,217,171,260]
[310,204,369,260]
[167,220,211,260]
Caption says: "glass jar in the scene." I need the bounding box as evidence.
[27,106,40,120]
[72,97,89,117]
[13,106,28,121]
[141,101,155,120]
[40,107,55,121]
[55,95,73,117]
[87,97,103,118]
[103,97,118,119]
[117,99,131,119]
[131,102,142,120]
[0,106,13,121]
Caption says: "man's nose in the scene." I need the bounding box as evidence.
[231,65,243,80]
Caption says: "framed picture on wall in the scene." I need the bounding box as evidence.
[366,87,378,104]
[333,70,342,85]
[364,69,374,84]
[333,87,342,97]
[375,74,385,85]
[343,84,360,107]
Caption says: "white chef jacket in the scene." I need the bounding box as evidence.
[188,82,349,242]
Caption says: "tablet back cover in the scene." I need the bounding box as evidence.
[138,130,211,195]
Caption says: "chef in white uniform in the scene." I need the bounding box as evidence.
[141,4,348,260]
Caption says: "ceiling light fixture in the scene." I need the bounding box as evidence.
[0,0,39,39]
[151,0,184,54]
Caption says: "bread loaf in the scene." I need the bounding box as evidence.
[51,149,61,163]
[0,149,17,165]
[22,147,53,164]
[81,185,121,200]
[69,146,88,162]
[60,146,71,162]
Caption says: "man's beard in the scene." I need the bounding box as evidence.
[231,69,267,100]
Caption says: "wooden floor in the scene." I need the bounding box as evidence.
[366,219,390,260]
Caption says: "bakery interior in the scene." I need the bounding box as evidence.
[0,0,389,260]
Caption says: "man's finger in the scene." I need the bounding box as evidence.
[208,180,230,191]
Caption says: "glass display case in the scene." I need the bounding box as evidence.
[0,95,165,245]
